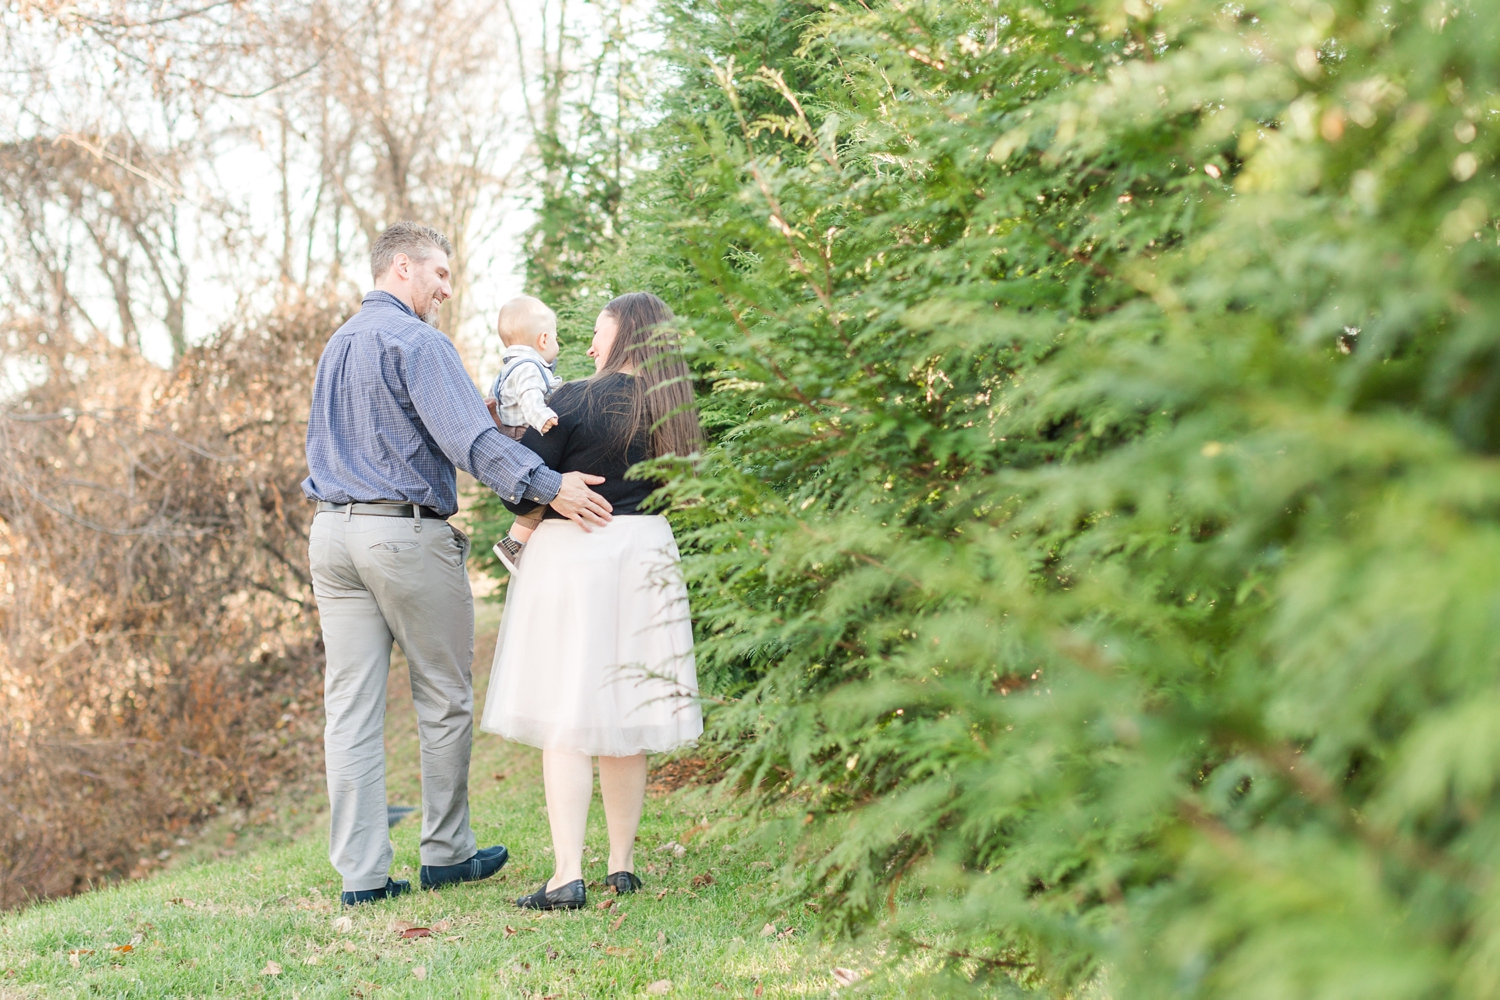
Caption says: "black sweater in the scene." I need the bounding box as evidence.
[505,373,655,519]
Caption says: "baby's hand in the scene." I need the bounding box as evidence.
[540,416,558,434]
[485,397,503,429]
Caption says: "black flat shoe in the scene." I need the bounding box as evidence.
[515,878,586,910]
[421,845,509,889]
[341,878,411,907]
[605,871,642,894]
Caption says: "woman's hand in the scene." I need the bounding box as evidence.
[550,472,612,529]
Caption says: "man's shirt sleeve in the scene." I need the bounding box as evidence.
[404,336,562,504]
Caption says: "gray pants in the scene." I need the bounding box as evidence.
[308,510,478,891]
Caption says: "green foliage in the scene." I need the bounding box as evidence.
[563,0,1500,994]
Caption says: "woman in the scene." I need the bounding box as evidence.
[480,292,704,910]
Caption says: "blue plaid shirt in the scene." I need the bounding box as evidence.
[302,291,562,516]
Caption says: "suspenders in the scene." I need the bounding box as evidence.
[492,356,556,401]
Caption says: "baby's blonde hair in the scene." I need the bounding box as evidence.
[497,295,556,347]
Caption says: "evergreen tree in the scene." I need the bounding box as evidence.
[498,0,1500,992]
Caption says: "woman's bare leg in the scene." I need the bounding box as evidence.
[541,749,594,890]
[598,754,648,874]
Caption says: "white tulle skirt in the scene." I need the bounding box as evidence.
[480,515,703,756]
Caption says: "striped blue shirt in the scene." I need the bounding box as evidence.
[302,291,562,516]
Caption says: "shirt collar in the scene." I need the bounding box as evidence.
[363,289,418,319]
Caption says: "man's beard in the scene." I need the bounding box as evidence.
[416,294,441,326]
[413,280,442,325]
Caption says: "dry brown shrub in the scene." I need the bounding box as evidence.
[0,294,351,908]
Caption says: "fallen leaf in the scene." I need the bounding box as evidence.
[610,912,628,932]
[604,946,635,957]
[672,844,686,858]
[400,927,431,939]
[432,919,452,932]
[261,960,282,976]
[545,947,559,960]
[760,923,776,938]
[657,931,667,945]
[412,965,427,981]
[67,949,92,968]
[647,979,673,995]
[832,967,861,987]
[333,915,354,934]
[493,772,508,781]
[303,955,320,966]
[111,944,132,954]
[655,841,680,854]
[691,872,715,889]
[504,925,517,938]
[777,927,797,940]
[344,941,358,954]
[754,985,764,997]
[391,920,414,933]
[597,898,614,910]
[656,889,669,900]
[749,861,773,870]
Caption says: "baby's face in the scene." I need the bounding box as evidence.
[536,323,561,364]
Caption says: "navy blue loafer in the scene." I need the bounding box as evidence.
[341,877,411,907]
[420,844,509,890]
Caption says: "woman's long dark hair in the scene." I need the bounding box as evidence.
[591,292,703,459]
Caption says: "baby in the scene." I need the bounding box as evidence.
[488,295,563,573]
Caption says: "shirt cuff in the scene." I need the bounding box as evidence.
[523,465,563,505]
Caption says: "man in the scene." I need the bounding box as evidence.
[302,221,612,905]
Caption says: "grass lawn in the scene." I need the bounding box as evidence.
[0,598,944,998]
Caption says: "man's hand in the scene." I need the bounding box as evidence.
[550,472,612,530]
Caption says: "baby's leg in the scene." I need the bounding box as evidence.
[508,510,545,544]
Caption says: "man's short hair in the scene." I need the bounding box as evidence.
[370,222,454,281]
